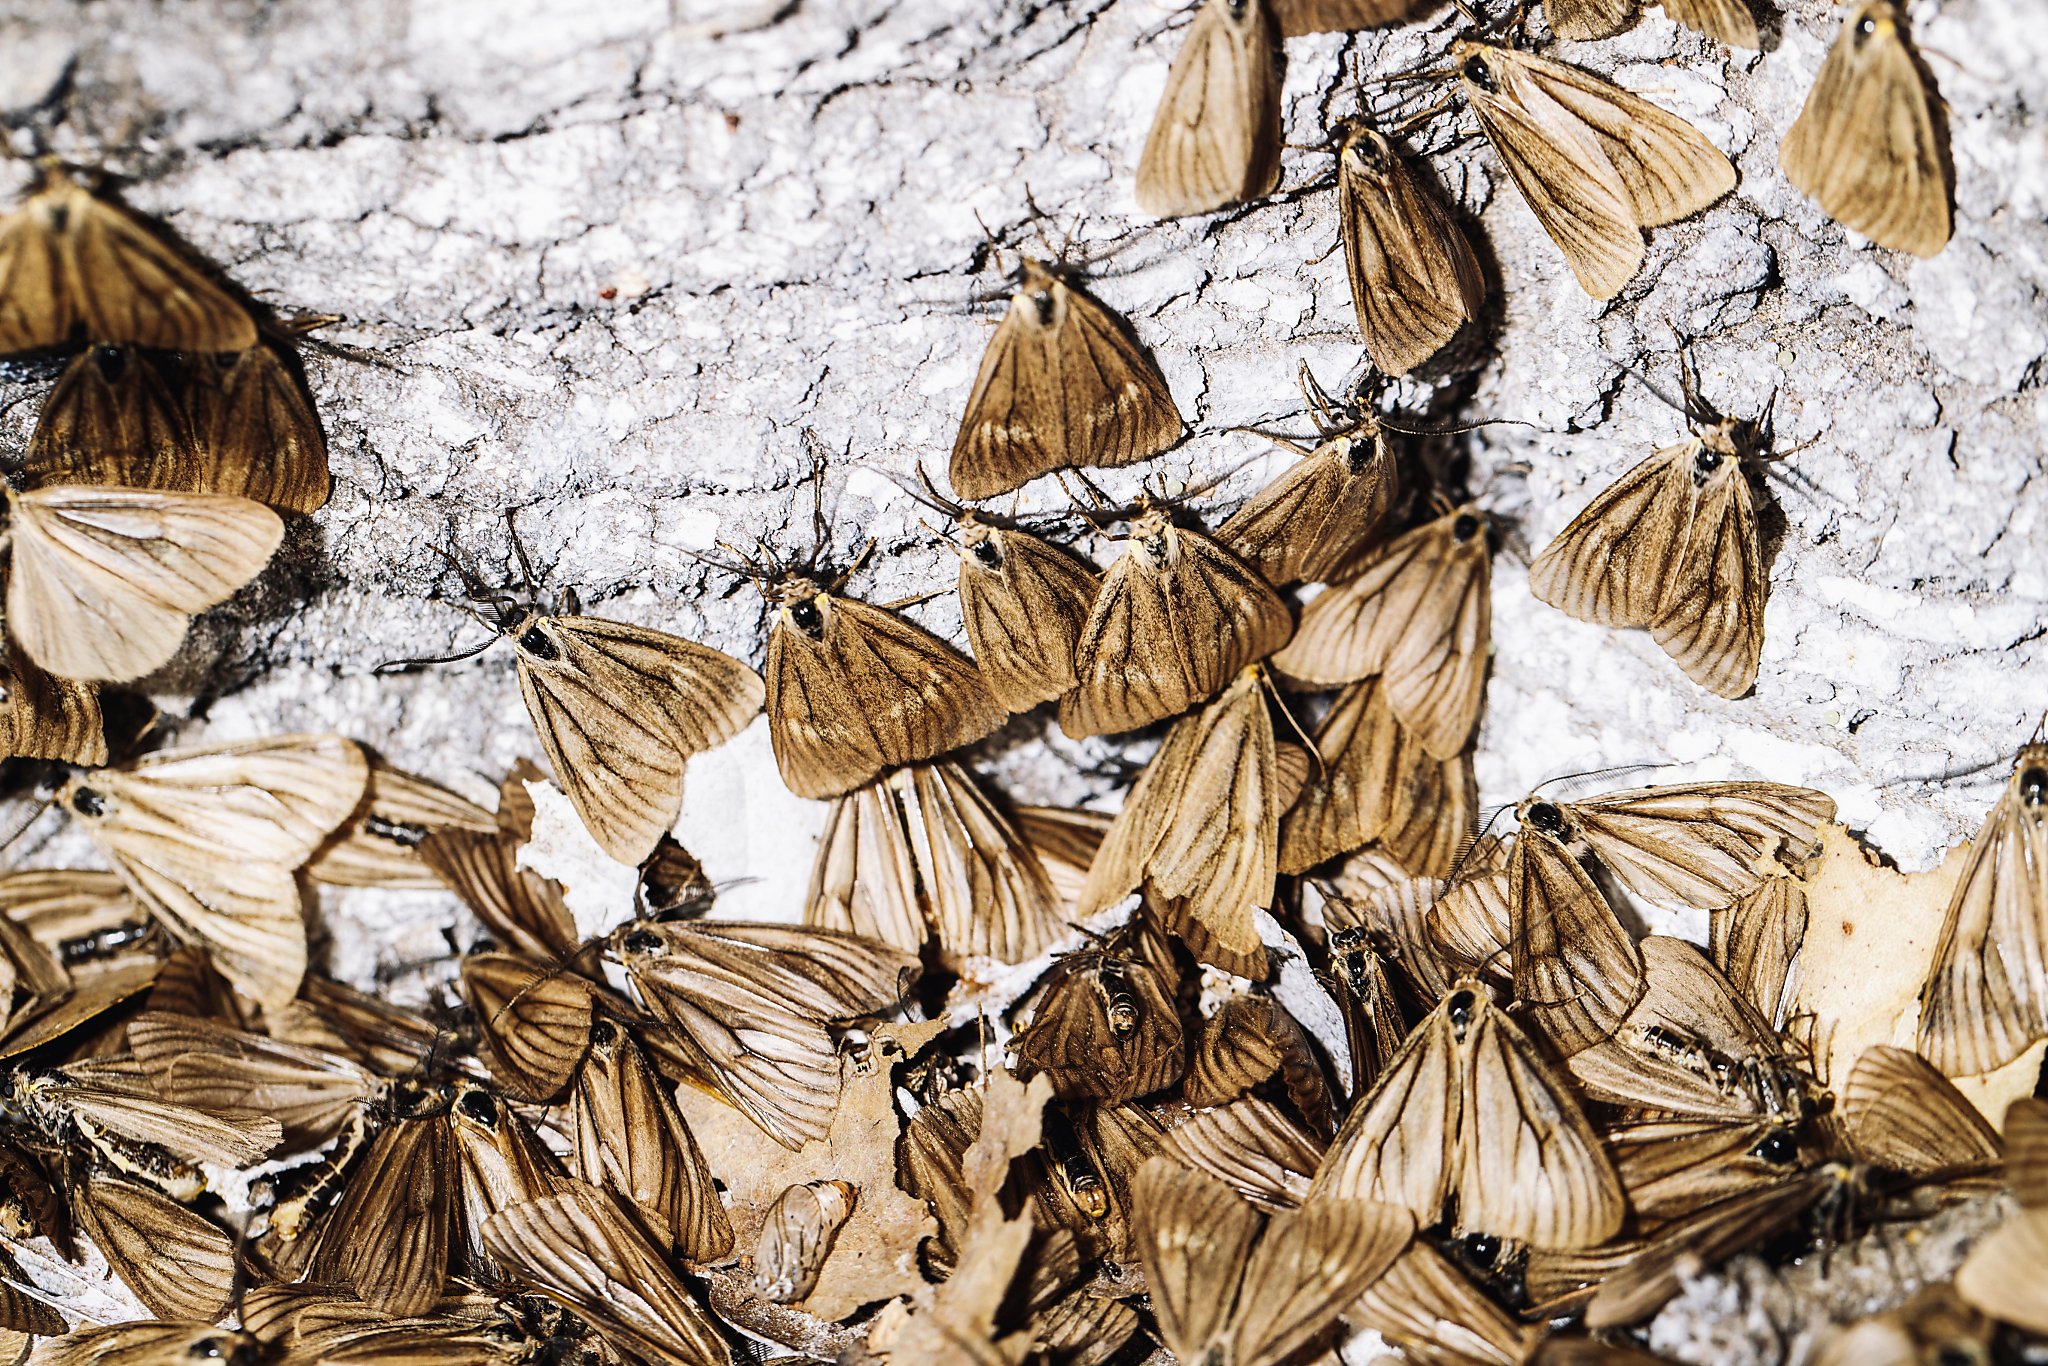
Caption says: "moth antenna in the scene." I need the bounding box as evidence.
[0,792,55,858]
[897,462,967,520]
[1377,414,1539,439]
[374,632,501,675]
[874,586,950,613]
[1257,669,1325,781]
[674,542,759,582]
[831,538,878,594]
[504,508,543,595]
[1527,762,1665,803]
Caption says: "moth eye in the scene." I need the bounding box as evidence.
[2019,765,2046,806]
[1855,13,1878,39]
[516,623,560,661]
[972,540,1003,568]
[1693,448,1724,482]
[185,1338,229,1361]
[1446,989,1475,1030]
[1451,512,1482,542]
[91,344,127,378]
[622,928,664,956]
[1524,800,1565,835]
[70,786,107,819]
[790,600,825,637]
[456,1087,499,1126]
[590,1019,617,1047]
[1462,54,1497,92]
[1458,1232,1502,1267]
[47,204,69,233]
[1934,1347,1981,1366]
[1749,1128,1798,1165]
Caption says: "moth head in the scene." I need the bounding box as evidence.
[1749,1126,1800,1166]
[765,576,833,639]
[1337,123,1396,180]
[64,780,109,821]
[2015,745,2048,808]
[615,924,669,961]
[1444,985,1480,1038]
[451,1081,501,1131]
[180,1333,260,1364]
[1453,42,1500,94]
[1223,0,1255,22]
[1851,1,1898,46]
[1516,796,1571,839]
[507,610,562,662]
[1448,505,1488,546]
[1126,504,1177,562]
[956,516,1006,570]
[1014,258,1067,329]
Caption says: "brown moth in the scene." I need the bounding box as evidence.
[434,598,763,864]
[448,1082,574,1286]
[481,1181,730,1366]
[1011,925,1186,1104]
[1333,120,1487,376]
[124,1010,378,1150]
[305,758,495,890]
[1449,41,1737,299]
[1351,1242,1544,1366]
[1036,1102,1164,1265]
[1271,502,1491,759]
[1508,796,1646,1055]
[461,953,598,1104]
[1528,416,1770,698]
[1062,503,1293,739]
[1666,0,1760,47]
[1781,1,1950,258]
[71,1174,236,1322]
[636,833,716,919]
[1546,0,1635,40]
[1917,743,2048,1077]
[1158,1097,1324,1210]
[2,483,283,684]
[26,343,331,515]
[807,759,1067,967]
[1840,1044,2002,1184]
[1077,667,1282,964]
[950,258,1183,500]
[752,1179,857,1303]
[0,163,257,354]
[760,570,1005,800]
[58,733,369,1008]
[1711,864,1810,1031]
[1312,979,1625,1248]
[606,917,917,1148]
[1186,993,1336,1135]
[1280,676,1475,877]
[1134,1156,1412,1366]
[935,495,1100,713]
[298,1082,459,1315]
[1218,365,1400,585]
[0,648,105,766]
[1271,0,1431,36]
[1135,0,1283,219]
[571,1016,733,1262]
[1329,926,1411,1097]
[24,1323,265,1366]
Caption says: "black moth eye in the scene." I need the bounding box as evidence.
[1459,1233,1502,1267]
[1032,290,1056,325]
[516,624,559,661]
[1462,54,1496,92]
[456,1088,498,1125]
[186,1339,228,1361]
[1452,512,1482,542]
[1525,801,1565,835]
[1693,448,1724,481]
[790,600,824,637]
[1447,990,1475,1028]
[1856,13,1878,39]
[623,928,663,956]
[972,540,1002,568]
[1750,1128,1798,1165]
[2019,766,2047,806]
[70,787,106,819]
[92,345,127,378]
[591,1019,617,1047]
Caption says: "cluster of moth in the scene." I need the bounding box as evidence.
[0,0,2029,1362]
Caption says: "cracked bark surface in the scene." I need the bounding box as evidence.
[1,0,2045,1358]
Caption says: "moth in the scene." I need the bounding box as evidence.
[1035,1102,1163,1265]
[1839,1044,2002,1186]
[1311,979,1626,1248]
[947,519,1099,714]
[1135,0,1283,219]
[1350,1242,1545,1366]
[2,482,284,684]
[22,1323,265,1366]
[807,759,1067,967]
[305,757,495,890]
[1186,993,1336,1135]
[426,762,580,962]
[1279,675,1476,878]
[950,257,1183,500]
[8,1064,282,1192]
[1916,742,2048,1077]
[462,952,598,1103]
[1077,667,1282,964]
[605,916,917,1148]
[1547,0,1760,46]
[58,732,370,1008]
[1158,1096,1324,1210]
[1955,1099,2048,1335]
[571,1015,734,1262]
[636,833,716,920]
[0,648,105,766]
[1711,859,1810,1031]
[70,1173,237,1322]
[1271,502,1491,759]
[753,1179,857,1303]
[447,1081,573,1286]
[0,163,257,354]
[1010,925,1186,1104]
[1134,1156,1412,1366]
[124,1009,379,1151]
[1528,409,1772,698]
[1449,41,1737,299]
[1217,364,1400,585]
[418,587,764,864]
[1332,120,1486,377]
[1062,502,1293,738]
[758,567,1005,800]
[1504,796,1645,1055]
[1328,925,1411,1096]
[26,343,331,515]
[1781,0,1951,258]
[482,1180,732,1366]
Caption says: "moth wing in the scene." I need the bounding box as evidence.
[1375,519,1490,760]
[950,295,1061,500]
[421,826,579,961]
[0,651,105,766]
[1569,781,1835,910]
[1499,47,1737,227]
[45,1076,282,1166]
[481,1182,730,1366]
[183,344,332,514]
[1145,672,1278,961]
[1076,708,1205,917]
[1339,146,1486,377]
[1527,442,1699,629]
[1842,1044,2003,1176]
[1132,1157,1263,1363]
[1918,760,2048,1077]
[803,778,930,953]
[1270,0,1423,35]
[307,1116,454,1316]
[58,182,258,351]
[1055,283,1185,470]
[1351,1243,1543,1366]
[1712,870,1809,1029]
[1280,678,1401,875]
[1780,3,1950,257]
[574,1029,735,1263]
[23,347,197,491]
[128,1010,376,1147]
[1546,0,1636,42]
[1662,0,1758,46]
[77,735,367,1007]
[7,485,283,683]
[1460,56,1646,299]
[304,761,496,891]
[1230,1198,1414,1366]
[0,186,75,352]
[909,760,1066,964]
[1382,745,1476,880]
[1158,1096,1324,1210]
[1510,831,1645,1056]
[1310,996,1458,1222]
[1218,433,1399,585]
[73,1176,236,1322]
[1648,463,1764,697]
[1956,1209,2048,1337]
[956,529,1098,710]
[1136,0,1282,218]
[1270,517,1440,686]
[461,953,597,1103]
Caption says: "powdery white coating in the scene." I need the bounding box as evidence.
[0,0,2044,1353]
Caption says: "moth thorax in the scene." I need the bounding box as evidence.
[1691,446,1726,485]
[786,596,827,638]
[968,534,1004,570]
[1521,800,1568,838]
[620,926,665,957]
[454,1084,500,1129]
[1225,0,1253,19]
[1342,129,1394,178]
[2018,762,2047,807]
[68,784,108,819]
[0,673,12,706]
[588,1018,620,1051]
[1337,433,1380,475]
[1128,510,1176,565]
[1854,6,1885,43]
[1451,511,1483,543]
[1063,1162,1110,1219]
[1749,1126,1800,1166]
[1446,988,1477,1036]
[515,619,561,662]
[1460,51,1499,94]
[1099,966,1141,1037]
